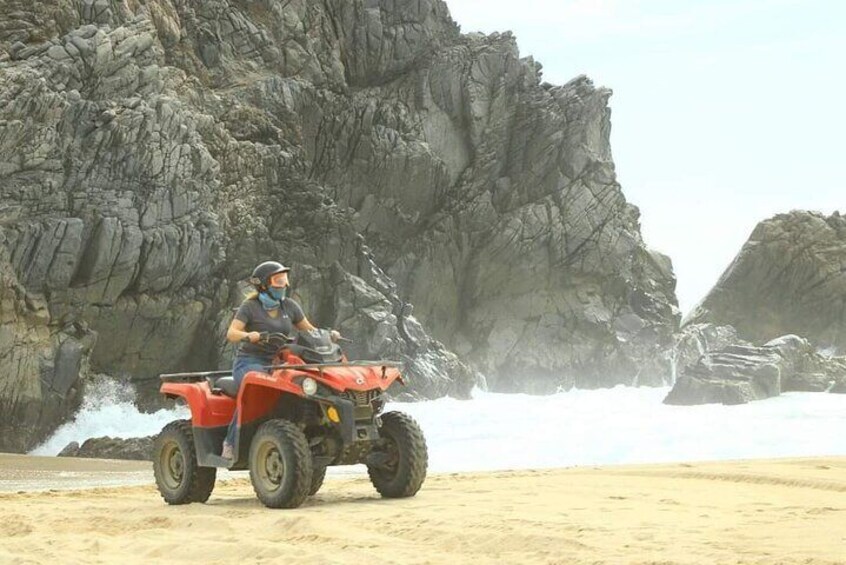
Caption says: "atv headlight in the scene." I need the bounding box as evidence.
[302,377,318,396]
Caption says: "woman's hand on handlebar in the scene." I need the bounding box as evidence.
[241,331,262,343]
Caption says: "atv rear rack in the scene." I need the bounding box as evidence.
[159,360,404,383]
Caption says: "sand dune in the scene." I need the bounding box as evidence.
[1,456,845,564]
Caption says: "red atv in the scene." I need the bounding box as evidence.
[153,329,427,508]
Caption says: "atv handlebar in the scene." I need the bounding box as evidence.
[263,332,294,345]
[240,331,294,345]
[240,330,351,345]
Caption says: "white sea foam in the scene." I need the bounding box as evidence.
[31,378,188,456]
[32,382,846,473]
[390,386,846,472]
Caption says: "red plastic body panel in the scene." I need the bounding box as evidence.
[278,352,401,393]
[160,380,235,427]
[161,355,402,429]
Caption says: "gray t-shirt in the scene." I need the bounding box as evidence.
[234,297,305,357]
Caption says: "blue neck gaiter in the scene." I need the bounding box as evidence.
[268,286,287,301]
[258,291,281,310]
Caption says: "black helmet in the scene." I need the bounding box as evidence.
[249,261,290,289]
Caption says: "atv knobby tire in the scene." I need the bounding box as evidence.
[309,464,327,496]
[249,419,313,508]
[153,419,216,504]
[367,411,428,498]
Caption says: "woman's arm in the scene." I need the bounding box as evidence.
[294,318,317,332]
[227,319,261,343]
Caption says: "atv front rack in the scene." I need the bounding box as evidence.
[159,360,405,383]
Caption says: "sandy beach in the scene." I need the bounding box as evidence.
[1,455,844,564]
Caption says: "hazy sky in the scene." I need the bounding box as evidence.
[446,0,845,313]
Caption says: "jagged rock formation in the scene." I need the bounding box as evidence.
[58,435,153,460]
[665,334,846,405]
[0,0,679,451]
[687,211,846,352]
[671,323,742,382]
[674,211,846,405]
[0,242,99,452]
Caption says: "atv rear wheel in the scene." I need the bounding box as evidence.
[309,464,327,496]
[153,420,216,504]
[367,411,428,498]
[249,419,313,508]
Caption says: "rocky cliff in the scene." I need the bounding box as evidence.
[687,211,846,351]
[0,0,679,452]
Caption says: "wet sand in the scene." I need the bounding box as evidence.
[1,455,845,564]
[0,453,152,492]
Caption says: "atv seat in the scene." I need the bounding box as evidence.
[211,376,239,398]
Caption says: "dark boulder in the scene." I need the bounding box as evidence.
[671,323,745,381]
[665,334,846,405]
[58,436,154,461]
[664,344,782,405]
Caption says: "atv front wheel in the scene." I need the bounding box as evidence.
[309,464,327,496]
[249,419,313,508]
[153,420,216,504]
[367,411,428,498]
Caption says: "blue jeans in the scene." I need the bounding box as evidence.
[225,354,273,447]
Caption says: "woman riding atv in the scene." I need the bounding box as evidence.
[222,260,339,460]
